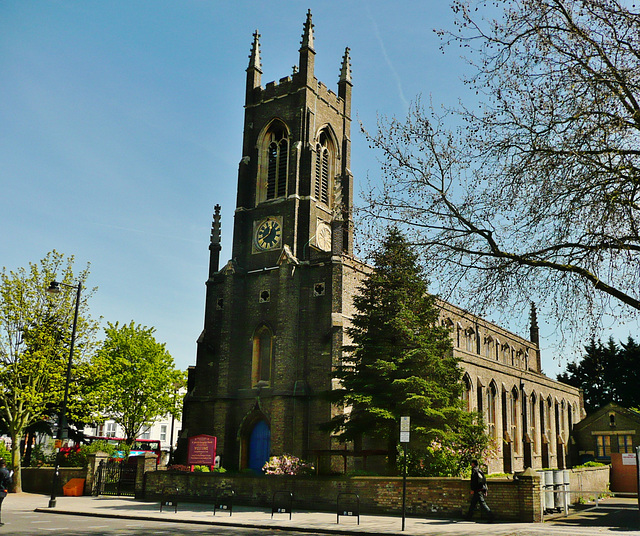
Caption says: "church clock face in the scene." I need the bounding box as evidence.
[316,221,332,251]
[254,217,282,251]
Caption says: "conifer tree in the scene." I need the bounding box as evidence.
[558,336,640,412]
[325,227,487,473]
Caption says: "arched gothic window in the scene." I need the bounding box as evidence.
[530,393,537,453]
[559,400,566,436]
[252,325,273,386]
[462,374,472,411]
[315,130,333,206]
[546,396,553,448]
[484,336,493,358]
[488,382,497,439]
[568,403,574,431]
[511,387,520,453]
[465,328,475,353]
[258,121,289,203]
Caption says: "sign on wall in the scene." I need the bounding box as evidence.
[187,434,217,466]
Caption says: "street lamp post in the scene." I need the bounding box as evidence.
[47,280,82,508]
[168,385,178,466]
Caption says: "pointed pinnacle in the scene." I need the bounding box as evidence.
[340,47,352,83]
[248,30,262,71]
[530,302,539,328]
[300,9,314,51]
[211,204,221,246]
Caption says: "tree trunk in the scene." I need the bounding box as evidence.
[386,431,398,475]
[10,432,22,492]
[23,431,33,467]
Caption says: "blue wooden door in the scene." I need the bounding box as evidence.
[248,420,270,473]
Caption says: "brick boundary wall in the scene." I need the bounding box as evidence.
[21,467,86,495]
[145,472,542,522]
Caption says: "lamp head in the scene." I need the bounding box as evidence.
[47,281,61,294]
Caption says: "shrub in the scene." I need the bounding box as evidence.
[0,441,10,466]
[167,464,191,472]
[58,440,126,468]
[347,469,380,477]
[263,454,315,476]
[573,461,606,470]
[398,436,499,477]
[193,465,210,472]
[26,444,49,467]
[83,440,121,458]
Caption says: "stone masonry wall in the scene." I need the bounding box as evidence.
[569,465,611,501]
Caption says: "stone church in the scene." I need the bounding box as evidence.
[178,11,584,475]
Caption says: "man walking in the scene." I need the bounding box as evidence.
[465,459,494,522]
[0,458,12,526]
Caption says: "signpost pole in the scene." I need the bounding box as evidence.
[402,445,407,531]
[636,446,640,511]
[400,416,410,531]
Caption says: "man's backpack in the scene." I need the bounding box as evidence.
[478,469,488,492]
[478,469,486,485]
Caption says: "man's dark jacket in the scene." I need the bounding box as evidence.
[470,466,487,493]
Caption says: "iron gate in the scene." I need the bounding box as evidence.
[94,459,137,496]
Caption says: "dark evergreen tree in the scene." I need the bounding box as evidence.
[324,227,487,474]
[557,336,640,412]
[615,337,640,410]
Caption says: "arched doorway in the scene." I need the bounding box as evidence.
[248,420,271,473]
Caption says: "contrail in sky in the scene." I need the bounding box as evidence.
[364,2,409,109]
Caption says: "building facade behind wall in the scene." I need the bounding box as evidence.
[439,300,583,474]
[178,12,583,474]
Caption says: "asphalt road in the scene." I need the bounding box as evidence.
[1,493,637,536]
[4,510,326,536]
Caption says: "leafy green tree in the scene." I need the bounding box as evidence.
[558,336,640,412]
[364,0,640,342]
[95,321,184,446]
[324,228,488,474]
[0,251,98,491]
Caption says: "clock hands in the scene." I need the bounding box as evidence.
[258,221,281,248]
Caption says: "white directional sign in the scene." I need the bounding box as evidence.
[400,416,410,442]
[400,416,410,432]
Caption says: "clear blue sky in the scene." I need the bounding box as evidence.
[1,1,634,375]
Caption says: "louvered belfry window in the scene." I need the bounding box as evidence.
[265,122,289,200]
[315,131,331,205]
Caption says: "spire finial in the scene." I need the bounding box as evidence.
[339,47,352,84]
[530,302,538,329]
[300,9,314,51]
[211,204,221,246]
[529,301,540,347]
[248,30,262,72]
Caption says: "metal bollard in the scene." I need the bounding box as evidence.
[563,469,571,516]
[553,470,564,511]
[543,470,555,512]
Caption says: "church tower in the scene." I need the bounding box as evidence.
[179,11,358,472]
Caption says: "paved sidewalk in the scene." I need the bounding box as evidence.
[2,492,638,536]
